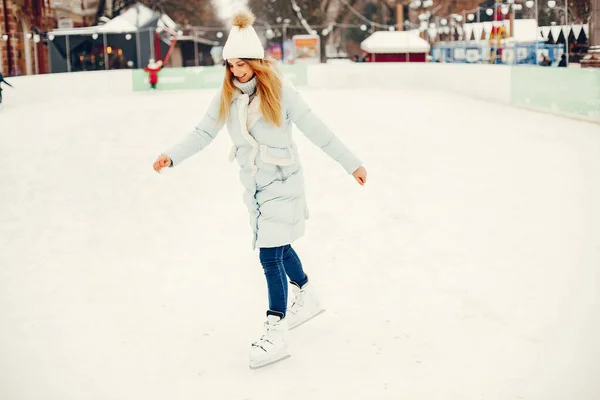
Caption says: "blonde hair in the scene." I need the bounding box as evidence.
[218,58,283,127]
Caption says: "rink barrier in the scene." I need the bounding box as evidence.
[131,62,599,122]
[307,63,599,122]
[3,64,598,123]
[131,64,308,91]
[3,69,132,106]
[510,66,600,121]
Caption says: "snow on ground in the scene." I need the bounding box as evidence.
[1,84,599,400]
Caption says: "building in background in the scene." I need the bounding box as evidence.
[51,0,100,29]
[361,30,430,62]
[1,0,55,75]
[46,3,219,73]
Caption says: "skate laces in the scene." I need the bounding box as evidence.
[289,290,306,313]
[252,319,279,348]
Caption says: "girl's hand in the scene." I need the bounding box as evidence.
[153,155,172,172]
[352,166,367,186]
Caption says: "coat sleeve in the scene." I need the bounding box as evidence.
[163,90,224,167]
[284,81,362,175]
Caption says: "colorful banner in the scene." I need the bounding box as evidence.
[266,43,283,61]
[432,43,565,65]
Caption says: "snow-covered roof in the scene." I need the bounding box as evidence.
[158,14,177,30]
[97,18,136,33]
[50,3,178,35]
[361,30,430,54]
[50,27,98,36]
[97,3,177,32]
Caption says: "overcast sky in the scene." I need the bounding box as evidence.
[213,0,249,20]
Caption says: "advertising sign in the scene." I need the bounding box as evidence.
[453,48,466,61]
[292,35,321,64]
[465,48,481,63]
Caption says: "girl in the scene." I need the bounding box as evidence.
[153,10,367,369]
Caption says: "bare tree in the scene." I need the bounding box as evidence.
[97,0,220,26]
[569,0,592,22]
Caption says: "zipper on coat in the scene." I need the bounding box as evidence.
[228,146,237,162]
[276,166,286,182]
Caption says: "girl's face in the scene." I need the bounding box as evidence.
[228,58,255,83]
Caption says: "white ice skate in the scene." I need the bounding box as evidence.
[249,315,290,369]
[287,282,325,330]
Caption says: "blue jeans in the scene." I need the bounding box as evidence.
[259,244,308,319]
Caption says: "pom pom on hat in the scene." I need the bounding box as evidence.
[232,9,255,29]
[222,9,264,60]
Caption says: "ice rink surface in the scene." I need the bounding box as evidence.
[1,85,599,399]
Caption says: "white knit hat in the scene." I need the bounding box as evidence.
[222,10,264,60]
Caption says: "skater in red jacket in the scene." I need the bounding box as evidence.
[143,59,163,90]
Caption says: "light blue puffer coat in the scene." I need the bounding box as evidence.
[164,79,362,249]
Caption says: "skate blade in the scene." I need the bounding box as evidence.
[249,354,291,370]
[289,308,326,330]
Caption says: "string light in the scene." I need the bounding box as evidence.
[338,0,398,30]
[290,0,315,34]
